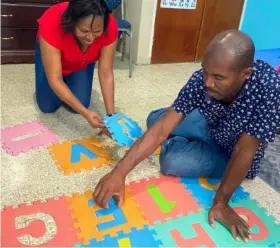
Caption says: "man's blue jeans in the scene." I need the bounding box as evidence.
[147,108,230,178]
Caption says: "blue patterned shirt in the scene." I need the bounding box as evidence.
[172,60,280,179]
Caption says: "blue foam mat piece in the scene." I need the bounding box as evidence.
[78,225,163,247]
[104,113,143,147]
[71,143,98,163]
[179,177,250,210]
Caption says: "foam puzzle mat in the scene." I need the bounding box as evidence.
[1,121,60,156]
[47,137,114,175]
[1,116,280,247]
[104,113,143,147]
[1,175,280,247]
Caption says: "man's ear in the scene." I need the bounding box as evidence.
[241,67,253,81]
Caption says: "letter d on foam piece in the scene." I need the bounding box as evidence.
[234,207,268,240]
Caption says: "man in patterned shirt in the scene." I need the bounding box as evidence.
[94,30,280,241]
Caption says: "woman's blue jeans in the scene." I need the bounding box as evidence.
[34,39,95,113]
[147,108,230,178]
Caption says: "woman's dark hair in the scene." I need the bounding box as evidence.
[61,0,110,33]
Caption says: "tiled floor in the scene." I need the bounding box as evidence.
[1,57,280,226]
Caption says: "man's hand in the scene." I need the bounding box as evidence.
[84,110,104,129]
[94,168,125,208]
[208,202,252,242]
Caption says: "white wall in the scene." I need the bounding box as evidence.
[123,0,142,63]
[123,0,157,64]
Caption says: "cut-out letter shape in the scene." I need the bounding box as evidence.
[152,213,217,247]
[1,121,60,156]
[147,184,176,213]
[179,177,249,210]
[128,175,201,224]
[66,190,148,244]
[170,225,216,247]
[1,197,81,247]
[88,198,127,231]
[118,237,131,247]
[48,137,113,175]
[16,213,56,246]
[77,226,163,247]
[71,144,98,163]
[234,207,268,241]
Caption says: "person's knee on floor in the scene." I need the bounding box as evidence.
[35,93,61,113]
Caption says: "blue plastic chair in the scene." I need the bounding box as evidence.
[105,0,133,77]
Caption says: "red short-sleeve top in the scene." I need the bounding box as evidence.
[37,2,118,75]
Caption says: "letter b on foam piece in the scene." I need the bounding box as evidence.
[1,121,60,156]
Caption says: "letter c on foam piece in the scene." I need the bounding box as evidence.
[198,177,220,190]
[234,207,268,240]
[16,213,57,245]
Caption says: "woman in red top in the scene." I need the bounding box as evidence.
[35,0,118,130]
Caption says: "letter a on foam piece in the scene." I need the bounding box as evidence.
[1,197,82,247]
[1,121,60,156]
[71,144,98,163]
[48,137,113,175]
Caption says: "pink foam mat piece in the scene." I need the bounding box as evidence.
[128,175,201,223]
[1,197,82,247]
[1,121,60,155]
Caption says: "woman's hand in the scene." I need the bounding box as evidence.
[98,127,112,138]
[84,110,104,129]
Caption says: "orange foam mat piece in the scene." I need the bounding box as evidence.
[66,189,149,244]
[153,146,161,155]
[48,136,114,175]
[1,197,82,247]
